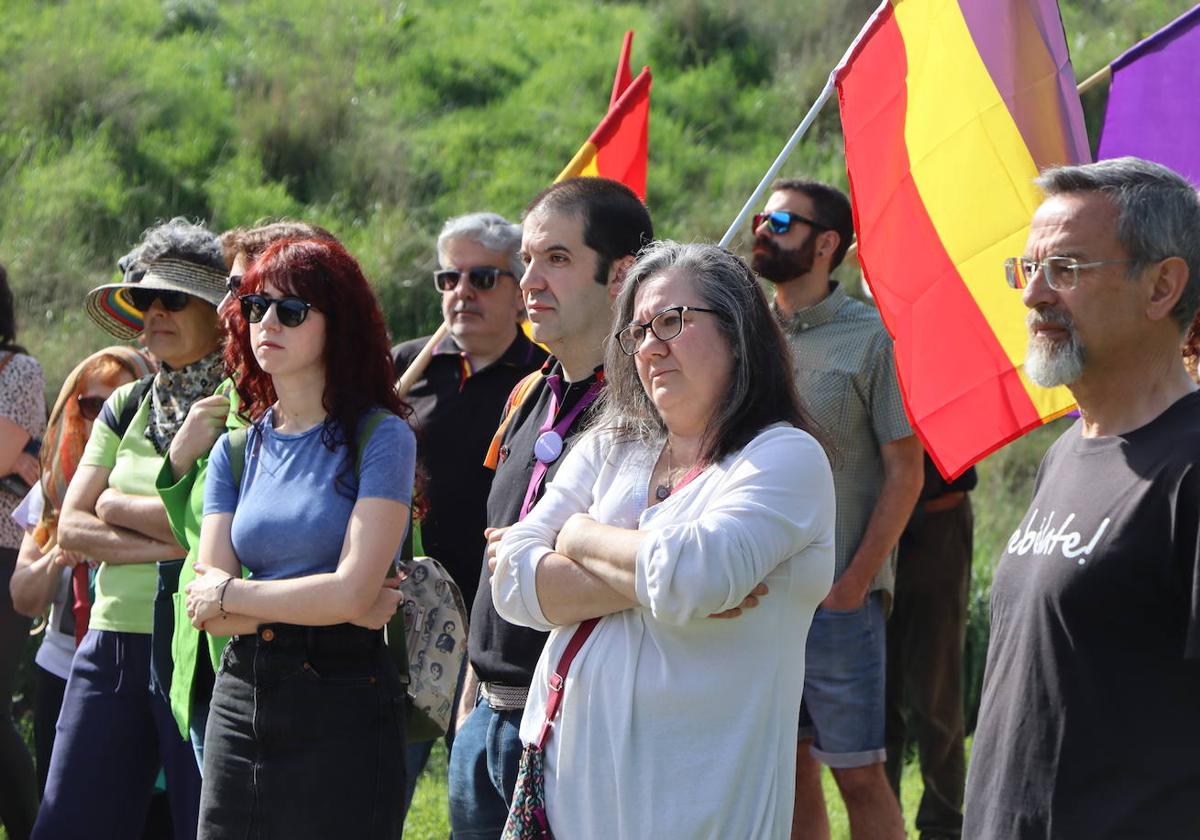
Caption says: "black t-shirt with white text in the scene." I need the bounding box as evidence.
[964,391,1200,839]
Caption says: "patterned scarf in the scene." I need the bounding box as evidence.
[144,349,227,455]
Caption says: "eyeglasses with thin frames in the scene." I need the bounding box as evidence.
[1004,256,1136,292]
[615,306,721,356]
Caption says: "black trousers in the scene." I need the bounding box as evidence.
[0,546,37,840]
[32,665,66,795]
[885,498,973,840]
[199,623,406,840]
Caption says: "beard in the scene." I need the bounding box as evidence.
[751,231,817,283]
[1025,307,1085,388]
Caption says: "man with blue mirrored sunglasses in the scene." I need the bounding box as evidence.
[752,178,922,840]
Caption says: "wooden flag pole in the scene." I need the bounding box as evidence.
[396,321,449,398]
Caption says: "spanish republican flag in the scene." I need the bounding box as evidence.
[835,0,1090,479]
[556,31,652,200]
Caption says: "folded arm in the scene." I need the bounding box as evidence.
[95,486,181,547]
[633,429,835,625]
[492,432,635,631]
[59,465,183,564]
[189,498,410,628]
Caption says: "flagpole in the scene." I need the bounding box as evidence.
[718,76,835,249]
[1076,63,1112,96]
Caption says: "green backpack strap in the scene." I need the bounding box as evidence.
[227,427,250,490]
[355,411,387,474]
[228,411,385,490]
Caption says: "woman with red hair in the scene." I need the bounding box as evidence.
[185,239,415,839]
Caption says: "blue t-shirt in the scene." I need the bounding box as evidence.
[204,408,416,580]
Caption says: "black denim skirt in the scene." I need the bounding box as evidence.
[198,623,406,840]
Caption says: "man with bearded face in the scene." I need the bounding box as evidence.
[751,179,923,840]
[964,157,1200,839]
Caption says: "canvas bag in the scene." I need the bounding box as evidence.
[226,411,468,740]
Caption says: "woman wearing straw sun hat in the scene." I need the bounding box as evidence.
[33,218,227,840]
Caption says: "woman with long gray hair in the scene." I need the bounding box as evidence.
[491,242,836,838]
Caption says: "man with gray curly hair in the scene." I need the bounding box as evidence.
[966,157,1200,839]
[391,211,545,819]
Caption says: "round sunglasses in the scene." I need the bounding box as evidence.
[239,294,313,327]
[126,287,192,313]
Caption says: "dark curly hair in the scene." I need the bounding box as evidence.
[226,238,410,495]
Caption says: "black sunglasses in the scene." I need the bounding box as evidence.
[751,210,830,236]
[239,294,312,327]
[126,287,192,313]
[433,267,514,293]
[76,395,106,422]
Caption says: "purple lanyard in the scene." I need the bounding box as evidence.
[518,374,603,520]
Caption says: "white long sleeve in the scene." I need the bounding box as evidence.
[491,430,609,631]
[506,423,837,839]
[635,426,834,624]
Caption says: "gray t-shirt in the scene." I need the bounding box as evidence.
[778,283,912,594]
[205,408,416,580]
[964,391,1200,839]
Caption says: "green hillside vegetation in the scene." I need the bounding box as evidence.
[0,1,1195,834]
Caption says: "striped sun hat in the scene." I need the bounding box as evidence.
[85,257,228,340]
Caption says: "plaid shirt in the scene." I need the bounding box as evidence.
[777,282,912,595]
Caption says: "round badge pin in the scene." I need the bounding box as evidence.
[534,430,564,463]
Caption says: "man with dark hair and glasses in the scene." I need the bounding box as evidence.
[750,178,922,840]
[964,157,1200,840]
[449,178,653,838]
[390,211,545,823]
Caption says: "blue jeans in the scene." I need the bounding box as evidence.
[798,591,889,768]
[447,696,524,839]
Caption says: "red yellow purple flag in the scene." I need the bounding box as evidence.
[835,0,1090,479]
[556,31,651,200]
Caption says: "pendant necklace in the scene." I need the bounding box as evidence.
[654,442,675,502]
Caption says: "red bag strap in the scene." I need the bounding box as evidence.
[536,617,600,750]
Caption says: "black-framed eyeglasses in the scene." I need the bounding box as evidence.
[126,287,192,313]
[433,266,515,293]
[239,294,313,327]
[76,395,106,422]
[1004,256,1136,292]
[615,306,721,356]
[752,210,830,236]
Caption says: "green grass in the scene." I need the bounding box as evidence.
[401,741,938,839]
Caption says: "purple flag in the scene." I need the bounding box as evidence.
[1096,5,1200,185]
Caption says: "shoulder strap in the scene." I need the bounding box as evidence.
[0,352,16,381]
[483,370,544,470]
[115,374,155,439]
[230,411,387,493]
[536,617,600,750]
[228,427,250,491]
[355,411,387,475]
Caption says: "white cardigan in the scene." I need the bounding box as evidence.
[492,423,835,840]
